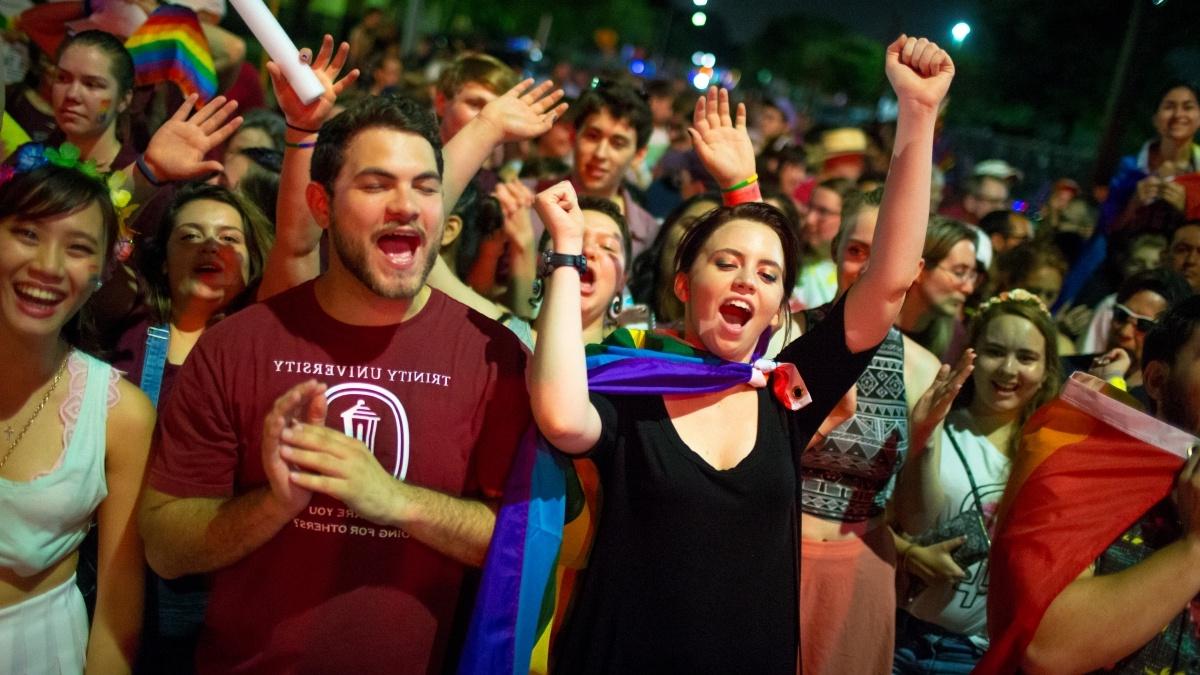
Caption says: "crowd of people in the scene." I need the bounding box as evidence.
[0,1,1198,674]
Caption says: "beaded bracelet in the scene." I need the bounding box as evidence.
[285,140,317,150]
[136,154,165,187]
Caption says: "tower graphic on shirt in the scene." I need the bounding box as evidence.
[324,382,411,480]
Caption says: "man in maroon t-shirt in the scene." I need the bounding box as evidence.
[139,96,534,673]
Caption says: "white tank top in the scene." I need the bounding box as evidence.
[0,351,115,576]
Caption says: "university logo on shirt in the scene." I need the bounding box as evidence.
[325,382,411,479]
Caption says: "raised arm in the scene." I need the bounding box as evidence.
[1022,451,1200,673]
[844,36,953,353]
[689,87,759,204]
[494,180,539,317]
[529,182,602,453]
[258,36,359,300]
[441,79,567,217]
[134,94,244,200]
[892,344,974,535]
[86,380,155,673]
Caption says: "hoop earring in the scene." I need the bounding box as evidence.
[607,294,623,322]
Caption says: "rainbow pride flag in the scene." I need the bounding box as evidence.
[124,5,217,101]
[976,373,1198,673]
[457,328,807,675]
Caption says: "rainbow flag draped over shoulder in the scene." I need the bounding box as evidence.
[457,329,807,675]
[124,5,217,101]
[976,373,1198,674]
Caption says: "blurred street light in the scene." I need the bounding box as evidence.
[691,11,707,27]
[951,22,971,43]
[693,0,708,5]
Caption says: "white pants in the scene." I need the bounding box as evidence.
[0,575,87,675]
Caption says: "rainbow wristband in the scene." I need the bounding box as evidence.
[285,140,317,149]
[722,174,758,193]
[722,181,762,206]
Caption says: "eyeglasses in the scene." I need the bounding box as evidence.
[1112,303,1157,333]
[936,262,979,286]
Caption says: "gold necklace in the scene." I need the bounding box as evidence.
[0,355,70,470]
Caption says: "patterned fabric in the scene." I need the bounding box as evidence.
[1089,501,1200,675]
[800,316,908,522]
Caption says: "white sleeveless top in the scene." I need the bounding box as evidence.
[0,352,117,577]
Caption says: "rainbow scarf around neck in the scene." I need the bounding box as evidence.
[457,328,806,674]
[124,5,218,101]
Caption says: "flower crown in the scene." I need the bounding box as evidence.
[0,143,136,261]
[976,288,1051,318]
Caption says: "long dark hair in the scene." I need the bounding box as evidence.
[137,183,275,324]
[627,192,719,321]
[0,164,119,351]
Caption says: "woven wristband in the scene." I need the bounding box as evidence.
[137,154,164,187]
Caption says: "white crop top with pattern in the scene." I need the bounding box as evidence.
[0,351,120,577]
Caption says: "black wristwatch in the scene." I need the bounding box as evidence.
[538,250,588,278]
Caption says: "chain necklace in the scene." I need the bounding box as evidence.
[0,355,70,470]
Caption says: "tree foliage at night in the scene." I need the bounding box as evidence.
[741,13,886,105]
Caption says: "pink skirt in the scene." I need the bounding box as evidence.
[800,527,897,675]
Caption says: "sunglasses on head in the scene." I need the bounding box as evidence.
[1112,303,1157,333]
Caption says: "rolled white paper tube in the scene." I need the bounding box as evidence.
[228,0,324,104]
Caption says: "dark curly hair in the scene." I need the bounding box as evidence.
[311,94,443,195]
[573,81,653,149]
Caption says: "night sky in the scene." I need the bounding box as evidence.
[687,0,980,46]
